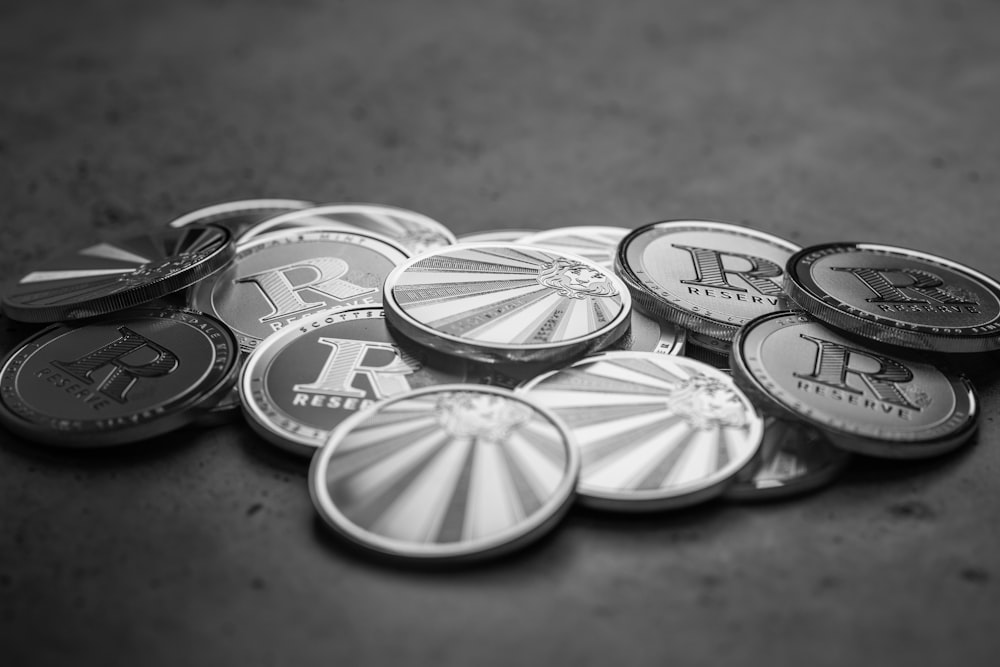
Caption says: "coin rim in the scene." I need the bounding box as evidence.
[166,198,314,228]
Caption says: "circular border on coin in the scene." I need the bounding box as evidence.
[166,198,314,234]
[382,243,632,364]
[731,310,978,458]
[784,242,1000,353]
[457,229,537,244]
[309,384,580,562]
[0,307,240,446]
[615,220,800,341]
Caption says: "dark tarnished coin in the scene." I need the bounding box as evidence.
[520,226,629,269]
[457,230,537,244]
[309,385,579,561]
[615,220,800,341]
[383,244,631,364]
[519,352,763,511]
[166,198,313,236]
[732,311,978,458]
[784,242,1000,353]
[723,416,850,501]
[190,228,409,353]
[687,330,731,358]
[242,307,468,456]
[0,308,239,446]
[2,225,233,323]
[236,203,457,255]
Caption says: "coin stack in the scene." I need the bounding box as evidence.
[1,200,996,563]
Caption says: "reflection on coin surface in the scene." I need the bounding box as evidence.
[0,308,239,446]
[519,352,763,511]
[615,220,800,341]
[190,228,409,353]
[166,198,313,236]
[242,307,467,456]
[520,226,629,268]
[3,225,233,323]
[383,244,631,364]
[309,385,579,561]
[457,229,537,244]
[724,417,850,501]
[785,243,1000,353]
[732,311,978,458]
[236,203,456,255]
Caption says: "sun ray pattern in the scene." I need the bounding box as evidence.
[520,226,629,269]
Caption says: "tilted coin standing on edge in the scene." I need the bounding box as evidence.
[784,242,1000,353]
[615,220,801,341]
[241,307,468,457]
[2,225,234,323]
[0,308,240,446]
[189,228,409,353]
[236,203,457,255]
[457,229,538,244]
[166,198,314,236]
[309,385,580,562]
[519,352,764,511]
[382,244,632,365]
[732,311,979,459]
[519,226,630,269]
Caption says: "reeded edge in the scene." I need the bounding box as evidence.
[167,198,314,228]
[517,351,764,511]
[0,307,241,446]
[614,219,801,341]
[731,310,980,459]
[308,384,580,561]
[382,243,632,364]
[3,224,235,323]
[785,242,1000,353]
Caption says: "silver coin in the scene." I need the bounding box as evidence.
[309,384,580,561]
[457,230,537,244]
[166,199,313,236]
[519,352,764,511]
[609,308,686,356]
[520,226,629,269]
[382,244,631,364]
[236,203,457,255]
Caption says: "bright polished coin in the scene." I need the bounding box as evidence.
[2,225,233,323]
[732,311,979,458]
[785,242,1000,353]
[520,226,629,269]
[310,385,579,561]
[190,228,409,353]
[166,198,313,236]
[457,229,537,244]
[242,307,467,456]
[383,244,631,364]
[519,352,763,511]
[615,220,800,341]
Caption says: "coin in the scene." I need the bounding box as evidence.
[519,352,763,511]
[309,385,579,561]
[241,307,468,456]
[608,308,686,355]
[0,308,240,446]
[723,416,850,501]
[382,244,631,364]
[520,226,629,268]
[615,220,800,341]
[166,198,313,236]
[189,228,409,353]
[686,330,731,358]
[2,225,233,323]
[732,311,979,458]
[457,230,537,244]
[236,203,457,255]
[784,242,1000,353]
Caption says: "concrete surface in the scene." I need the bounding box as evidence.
[1,1,999,665]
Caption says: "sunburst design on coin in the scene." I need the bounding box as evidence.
[309,385,579,561]
[519,226,629,269]
[519,352,763,511]
[383,244,631,364]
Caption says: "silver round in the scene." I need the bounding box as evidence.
[457,230,537,244]
[166,198,314,236]
[520,226,630,269]
[309,384,580,561]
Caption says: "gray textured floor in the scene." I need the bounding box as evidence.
[1,1,999,665]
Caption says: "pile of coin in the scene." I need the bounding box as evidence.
[2,199,997,563]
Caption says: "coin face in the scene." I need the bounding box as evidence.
[519,226,629,268]
[236,204,457,255]
[519,352,763,511]
[723,417,850,501]
[732,311,978,458]
[2,225,233,323]
[0,308,240,446]
[309,385,579,561]
[383,244,631,364]
[166,199,313,236]
[457,230,537,244]
[241,307,468,456]
[785,243,1000,353]
[615,220,800,341]
[190,228,409,353]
